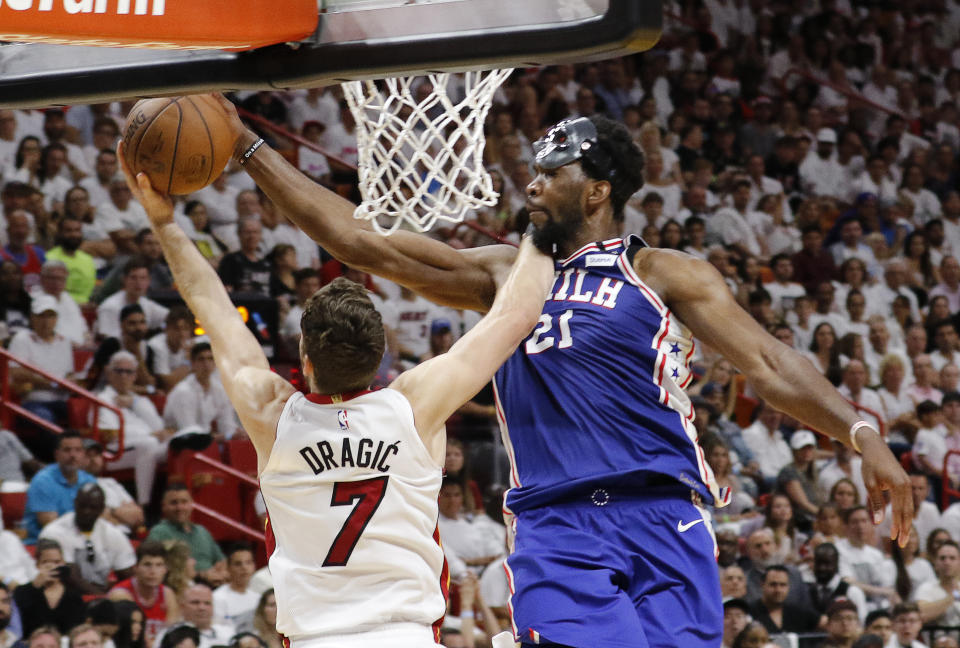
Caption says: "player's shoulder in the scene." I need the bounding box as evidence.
[630,246,717,292]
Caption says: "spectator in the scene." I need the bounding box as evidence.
[0,584,15,648]
[94,351,169,505]
[212,544,257,630]
[763,253,806,317]
[163,342,238,441]
[437,478,504,576]
[278,269,320,350]
[915,540,960,627]
[30,260,90,346]
[81,439,144,532]
[819,440,867,507]
[708,180,762,258]
[217,218,270,296]
[836,506,897,610]
[95,229,174,302]
[157,625,198,648]
[23,431,95,543]
[112,601,145,648]
[0,260,32,341]
[87,304,155,393]
[8,293,77,425]
[1,209,45,290]
[838,359,886,430]
[929,255,960,312]
[145,485,226,586]
[913,400,948,489]
[747,565,819,634]
[889,602,926,648]
[720,565,748,600]
[907,356,943,407]
[156,584,233,648]
[79,148,119,210]
[13,538,85,635]
[878,473,942,551]
[108,541,180,648]
[821,598,863,648]
[776,430,823,528]
[792,226,837,294]
[96,257,169,340]
[95,177,148,249]
[66,625,101,648]
[810,543,868,621]
[739,528,810,608]
[147,307,194,391]
[82,599,119,648]
[0,502,37,587]
[863,610,892,646]
[247,589,279,648]
[0,426,40,487]
[721,598,750,648]
[37,483,135,594]
[741,399,791,485]
[44,216,96,305]
[393,286,445,367]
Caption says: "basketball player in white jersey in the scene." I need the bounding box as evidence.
[119,146,555,648]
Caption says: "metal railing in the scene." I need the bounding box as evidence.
[778,67,905,119]
[0,346,125,461]
[236,106,356,170]
[184,450,264,544]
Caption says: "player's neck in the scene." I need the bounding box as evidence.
[561,220,621,258]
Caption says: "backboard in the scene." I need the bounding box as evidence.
[0,0,660,108]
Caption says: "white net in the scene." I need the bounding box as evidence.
[342,68,513,235]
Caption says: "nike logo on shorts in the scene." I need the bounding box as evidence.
[677,519,704,532]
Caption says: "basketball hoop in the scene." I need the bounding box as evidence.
[342,68,513,235]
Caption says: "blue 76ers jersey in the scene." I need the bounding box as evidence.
[493,236,730,514]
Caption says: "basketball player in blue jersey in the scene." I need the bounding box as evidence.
[214,95,913,648]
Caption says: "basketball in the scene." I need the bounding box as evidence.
[121,95,234,196]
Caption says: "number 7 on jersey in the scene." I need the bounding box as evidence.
[322,476,390,567]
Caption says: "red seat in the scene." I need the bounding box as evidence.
[227,438,257,476]
[73,348,95,374]
[67,396,92,431]
[900,451,914,472]
[0,491,27,529]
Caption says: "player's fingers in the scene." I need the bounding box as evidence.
[891,477,914,548]
[863,474,884,526]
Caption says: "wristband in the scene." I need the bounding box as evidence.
[460,610,474,619]
[239,138,265,165]
[849,420,877,453]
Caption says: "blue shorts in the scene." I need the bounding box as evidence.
[504,486,722,648]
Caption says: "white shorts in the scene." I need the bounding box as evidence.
[290,623,438,648]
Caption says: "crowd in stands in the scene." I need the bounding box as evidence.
[7,0,960,646]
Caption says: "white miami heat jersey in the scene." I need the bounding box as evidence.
[259,389,446,641]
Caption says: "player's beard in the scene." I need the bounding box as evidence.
[531,204,585,257]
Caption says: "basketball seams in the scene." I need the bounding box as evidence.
[165,100,184,195]
[129,97,178,172]
[185,95,216,188]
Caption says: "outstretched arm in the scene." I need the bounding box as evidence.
[118,143,295,472]
[212,94,511,312]
[637,248,913,546]
[391,237,554,462]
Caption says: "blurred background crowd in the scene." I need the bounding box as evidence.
[8,0,960,646]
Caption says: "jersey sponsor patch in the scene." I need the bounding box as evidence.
[584,253,619,267]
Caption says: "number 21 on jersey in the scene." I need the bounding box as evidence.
[526,310,574,354]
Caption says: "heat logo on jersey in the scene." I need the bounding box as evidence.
[337,409,349,430]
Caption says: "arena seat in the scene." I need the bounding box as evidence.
[0,491,27,530]
[899,451,913,472]
[227,438,257,476]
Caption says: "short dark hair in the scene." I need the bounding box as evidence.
[166,306,194,328]
[135,540,168,564]
[226,541,254,561]
[842,505,868,524]
[293,268,320,286]
[123,256,150,276]
[763,565,790,580]
[943,391,960,406]
[56,429,85,449]
[864,609,891,627]
[891,602,919,619]
[641,192,663,206]
[36,538,63,557]
[119,303,144,322]
[917,399,941,417]
[190,342,212,360]
[585,114,645,222]
[301,277,385,394]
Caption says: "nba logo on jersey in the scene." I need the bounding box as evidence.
[337,410,349,430]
